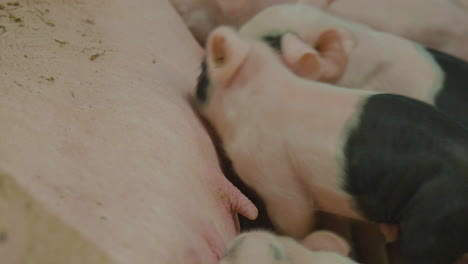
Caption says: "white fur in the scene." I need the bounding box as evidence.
[239,4,444,104]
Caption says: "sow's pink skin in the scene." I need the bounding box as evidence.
[220,230,356,264]
[194,27,468,264]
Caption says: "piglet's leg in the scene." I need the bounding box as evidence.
[280,29,354,83]
[314,28,354,83]
[262,191,316,240]
[281,33,323,81]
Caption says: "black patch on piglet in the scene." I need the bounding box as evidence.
[399,174,468,264]
[343,93,468,264]
[261,34,284,51]
[195,59,210,104]
[427,48,468,129]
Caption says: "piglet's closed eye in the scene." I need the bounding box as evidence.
[206,26,250,86]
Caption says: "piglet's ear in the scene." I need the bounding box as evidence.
[302,230,351,257]
[206,26,250,85]
[281,33,322,81]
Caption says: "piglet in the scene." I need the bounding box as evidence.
[220,230,355,264]
[240,4,468,128]
[239,4,443,104]
[194,26,468,264]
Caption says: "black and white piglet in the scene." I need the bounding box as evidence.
[194,26,468,264]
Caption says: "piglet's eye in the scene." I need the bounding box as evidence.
[215,55,225,64]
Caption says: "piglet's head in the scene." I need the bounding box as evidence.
[194,26,257,140]
[194,26,294,139]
